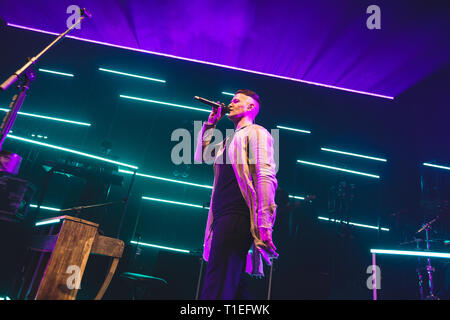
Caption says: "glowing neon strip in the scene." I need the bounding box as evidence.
[423,163,450,171]
[277,125,311,134]
[130,241,190,254]
[221,91,235,96]
[370,249,450,259]
[119,169,213,189]
[120,95,210,113]
[142,196,209,209]
[30,204,61,212]
[0,296,11,300]
[321,148,387,162]
[318,217,389,231]
[38,68,74,77]
[35,218,61,226]
[297,160,380,179]
[6,134,138,169]
[99,67,165,83]
[289,195,305,200]
[6,23,394,100]
[0,108,91,126]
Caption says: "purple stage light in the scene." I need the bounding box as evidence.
[6,23,394,100]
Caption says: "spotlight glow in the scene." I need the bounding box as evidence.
[120,95,210,113]
[7,23,395,100]
[0,108,91,126]
[130,241,190,254]
[370,249,450,259]
[142,196,209,210]
[119,169,212,189]
[38,68,74,77]
[423,163,450,171]
[277,125,311,134]
[297,160,380,179]
[6,134,138,169]
[318,217,389,231]
[321,147,387,162]
[99,67,165,83]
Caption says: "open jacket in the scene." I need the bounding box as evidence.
[194,122,278,276]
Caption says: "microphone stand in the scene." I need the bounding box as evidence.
[0,8,91,164]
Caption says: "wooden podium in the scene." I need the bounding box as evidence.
[19,215,124,300]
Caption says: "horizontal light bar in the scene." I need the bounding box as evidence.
[297,160,380,179]
[318,217,389,231]
[99,67,165,83]
[130,241,190,254]
[370,249,450,259]
[120,95,210,113]
[6,134,138,169]
[30,204,61,212]
[289,195,305,200]
[142,196,209,209]
[7,24,394,100]
[221,91,235,96]
[277,125,311,134]
[35,218,61,226]
[38,68,74,77]
[119,169,213,189]
[321,147,387,162]
[0,108,91,126]
[0,296,11,300]
[423,163,450,171]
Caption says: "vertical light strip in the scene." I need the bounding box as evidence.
[277,125,311,134]
[99,67,166,83]
[6,134,138,169]
[321,147,387,162]
[0,108,91,126]
[38,68,74,77]
[297,160,380,179]
[6,23,395,100]
[130,241,190,254]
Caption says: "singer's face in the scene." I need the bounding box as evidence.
[227,94,254,120]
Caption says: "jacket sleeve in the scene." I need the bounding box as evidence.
[248,126,278,230]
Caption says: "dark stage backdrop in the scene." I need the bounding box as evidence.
[0,21,449,300]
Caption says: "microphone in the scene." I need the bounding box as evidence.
[194,96,230,113]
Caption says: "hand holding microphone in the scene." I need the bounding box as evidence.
[194,96,230,126]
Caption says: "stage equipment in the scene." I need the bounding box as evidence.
[0,8,91,174]
[14,215,124,300]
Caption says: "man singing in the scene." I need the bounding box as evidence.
[195,89,278,299]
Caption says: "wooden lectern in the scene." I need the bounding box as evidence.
[19,215,124,300]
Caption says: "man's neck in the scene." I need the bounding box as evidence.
[233,116,253,130]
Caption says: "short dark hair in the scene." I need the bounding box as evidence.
[236,89,260,105]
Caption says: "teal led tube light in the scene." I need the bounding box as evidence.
[142,196,209,209]
[120,95,210,113]
[423,163,450,171]
[35,218,61,226]
[130,241,190,254]
[38,68,74,77]
[277,125,311,134]
[288,195,305,200]
[297,160,380,179]
[321,147,387,162]
[30,204,61,212]
[318,217,389,231]
[0,108,91,126]
[119,169,212,189]
[370,249,450,259]
[6,134,138,169]
[221,91,235,96]
[99,67,165,83]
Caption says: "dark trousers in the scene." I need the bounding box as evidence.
[200,214,253,300]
